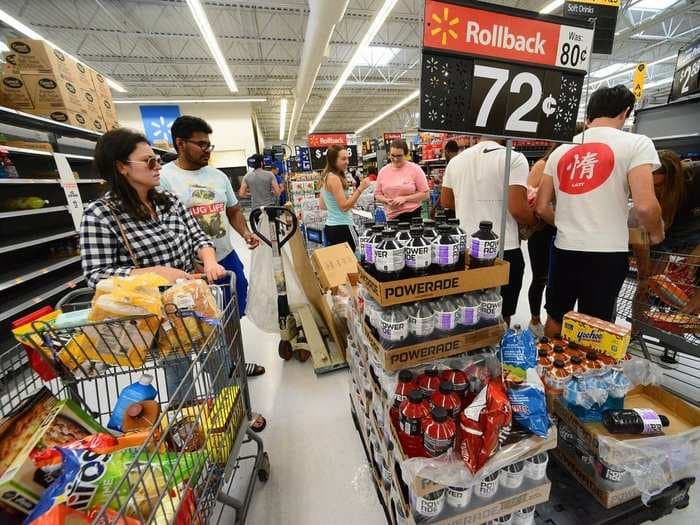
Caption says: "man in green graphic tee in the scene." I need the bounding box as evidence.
[160,115,267,432]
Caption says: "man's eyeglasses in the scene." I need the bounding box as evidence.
[126,155,162,170]
[185,140,215,152]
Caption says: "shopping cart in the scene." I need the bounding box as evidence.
[3,272,268,524]
[616,250,700,403]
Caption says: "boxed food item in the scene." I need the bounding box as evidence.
[89,68,112,101]
[0,65,33,111]
[33,107,90,128]
[99,97,119,130]
[0,389,105,514]
[6,38,75,80]
[23,74,85,112]
[79,88,106,132]
[561,311,630,360]
[72,60,95,91]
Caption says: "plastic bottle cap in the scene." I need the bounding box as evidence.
[539,337,549,344]
[410,227,423,237]
[139,374,154,385]
[408,390,424,403]
[447,218,460,225]
[571,355,582,364]
[479,220,493,230]
[439,380,454,394]
[538,348,549,357]
[586,351,598,360]
[425,368,439,377]
[553,345,565,353]
[398,222,410,230]
[431,406,448,422]
[660,415,670,427]
[553,359,565,368]
[381,230,394,239]
[399,370,414,382]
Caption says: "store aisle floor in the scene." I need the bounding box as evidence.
[224,234,697,525]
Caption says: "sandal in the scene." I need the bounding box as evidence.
[246,362,266,377]
[250,413,267,433]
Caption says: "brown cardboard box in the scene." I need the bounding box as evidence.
[90,68,112,100]
[72,61,95,91]
[359,260,510,307]
[34,107,89,129]
[99,97,119,130]
[0,68,33,110]
[79,88,106,132]
[364,320,505,371]
[23,74,85,112]
[3,53,20,75]
[312,243,358,290]
[7,38,75,80]
[552,385,700,466]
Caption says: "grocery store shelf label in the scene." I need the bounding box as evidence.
[421,1,592,142]
[54,153,84,229]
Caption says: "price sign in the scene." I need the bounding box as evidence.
[420,0,593,142]
[54,153,84,229]
[564,0,620,55]
[669,36,700,102]
[383,132,402,150]
[307,133,356,170]
[310,147,327,170]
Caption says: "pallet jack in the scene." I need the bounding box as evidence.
[250,206,346,374]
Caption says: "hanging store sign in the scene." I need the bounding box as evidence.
[309,144,358,170]
[669,36,700,102]
[631,63,647,101]
[295,146,312,172]
[564,0,620,55]
[54,153,84,229]
[383,132,403,150]
[420,0,593,142]
[307,133,357,170]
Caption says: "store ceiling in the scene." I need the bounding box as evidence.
[1,0,699,143]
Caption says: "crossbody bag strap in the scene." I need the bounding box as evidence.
[105,201,140,268]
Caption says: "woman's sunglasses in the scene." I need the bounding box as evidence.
[126,155,162,170]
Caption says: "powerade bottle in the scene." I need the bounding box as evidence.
[602,409,670,435]
[374,206,387,225]
[469,220,500,268]
[447,218,468,268]
[408,302,435,342]
[404,227,432,276]
[396,222,412,246]
[379,307,409,347]
[357,221,375,265]
[455,293,480,330]
[434,298,459,333]
[364,225,385,273]
[479,289,503,325]
[422,219,438,244]
[411,217,423,227]
[435,211,447,225]
[387,219,399,232]
[432,225,460,272]
[374,230,405,281]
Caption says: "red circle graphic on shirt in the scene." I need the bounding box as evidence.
[557,142,615,195]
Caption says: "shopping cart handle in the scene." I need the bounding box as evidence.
[250,206,298,248]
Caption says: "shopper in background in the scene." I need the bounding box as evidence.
[444,140,460,163]
[375,139,429,222]
[366,166,378,182]
[441,137,536,325]
[239,154,281,210]
[320,145,370,251]
[271,165,287,205]
[536,84,664,337]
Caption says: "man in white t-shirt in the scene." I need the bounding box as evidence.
[536,85,664,337]
[441,138,536,325]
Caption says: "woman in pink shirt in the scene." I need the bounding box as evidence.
[375,139,429,222]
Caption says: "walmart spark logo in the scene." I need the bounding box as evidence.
[430,7,459,46]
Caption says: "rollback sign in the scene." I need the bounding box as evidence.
[420,0,594,142]
[308,133,358,170]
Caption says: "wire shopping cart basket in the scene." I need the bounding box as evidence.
[617,250,700,404]
[2,273,268,524]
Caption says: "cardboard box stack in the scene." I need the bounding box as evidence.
[1,38,118,132]
[346,238,560,524]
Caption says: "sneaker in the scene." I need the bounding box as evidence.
[529,322,545,339]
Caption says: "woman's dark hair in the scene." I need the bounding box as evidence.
[389,139,409,155]
[586,85,636,122]
[170,115,212,153]
[94,128,171,220]
[322,145,349,190]
[655,149,688,231]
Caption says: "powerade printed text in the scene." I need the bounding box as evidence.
[389,339,462,365]
[385,277,460,299]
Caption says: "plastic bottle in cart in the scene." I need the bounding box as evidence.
[357,222,375,265]
[422,406,456,457]
[396,222,412,245]
[455,293,480,329]
[379,307,408,346]
[408,302,435,341]
[469,220,500,268]
[108,374,158,432]
[391,370,417,429]
[417,368,442,396]
[432,225,460,271]
[536,348,553,378]
[404,227,432,276]
[479,289,503,325]
[374,230,405,281]
[434,297,459,333]
[374,206,387,225]
[431,381,461,419]
[398,389,430,457]
[447,218,468,265]
[602,408,670,435]
[544,360,571,398]
[364,225,385,270]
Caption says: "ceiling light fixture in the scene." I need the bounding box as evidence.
[355,89,419,134]
[0,7,127,92]
[309,0,399,134]
[113,97,266,104]
[539,1,564,14]
[185,0,238,92]
[279,98,288,141]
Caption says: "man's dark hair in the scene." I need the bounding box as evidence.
[389,139,409,154]
[170,115,212,152]
[367,166,378,175]
[586,85,636,122]
[445,140,459,154]
[251,154,264,169]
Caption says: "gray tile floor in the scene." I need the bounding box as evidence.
[223,234,697,524]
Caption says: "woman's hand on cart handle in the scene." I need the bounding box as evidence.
[201,261,227,283]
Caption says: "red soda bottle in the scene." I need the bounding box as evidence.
[399,390,430,457]
[417,368,441,396]
[391,370,417,429]
[431,380,461,419]
[441,369,468,399]
[422,406,456,457]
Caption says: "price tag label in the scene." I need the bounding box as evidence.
[669,36,700,102]
[54,153,84,229]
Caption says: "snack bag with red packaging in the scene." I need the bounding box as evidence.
[458,378,512,474]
